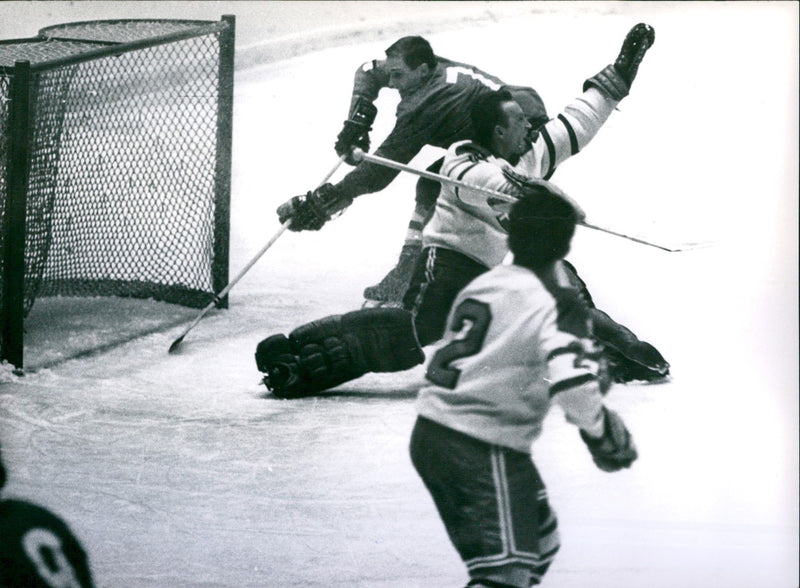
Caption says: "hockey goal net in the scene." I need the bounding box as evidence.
[0,17,234,368]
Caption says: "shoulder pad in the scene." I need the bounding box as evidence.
[454,141,492,162]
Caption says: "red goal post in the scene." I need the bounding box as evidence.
[0,16,235,369]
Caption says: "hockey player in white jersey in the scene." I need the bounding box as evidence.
[256,23,665,398]
[276,35,547,306]
[408,54,669,380]
[410,186,638,588]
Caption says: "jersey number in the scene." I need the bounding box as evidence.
[445,66,501,90]
[426,299,491,389]
[22,528,82,588]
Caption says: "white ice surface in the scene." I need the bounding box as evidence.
[1,3,798,587]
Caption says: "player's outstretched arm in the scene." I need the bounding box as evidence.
[579,406,638,472]
[584,23,655,101]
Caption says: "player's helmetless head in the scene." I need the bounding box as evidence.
[508,190,578,271]
[385,36,435,95]
[471,90,531,163]
[505,85,549,142]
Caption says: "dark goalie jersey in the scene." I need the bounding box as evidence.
[0,499,95,588]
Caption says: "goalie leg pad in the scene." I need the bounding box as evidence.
[257,309,425,398]
[340,307,425,373]
[255,334,305,398]
[288,315,367,393]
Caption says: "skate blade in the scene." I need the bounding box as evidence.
[361,299,403,309]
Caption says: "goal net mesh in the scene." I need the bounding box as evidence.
[0,18,233,365]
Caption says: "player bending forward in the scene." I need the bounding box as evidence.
[410,187,638,588]
[277,35,547,307]
[256,23,667,398]
[0,441,95,587]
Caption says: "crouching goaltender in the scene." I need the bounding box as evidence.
[257,24,668,398]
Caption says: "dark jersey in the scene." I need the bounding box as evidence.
[0,499,94,588]
[335,56,505,199]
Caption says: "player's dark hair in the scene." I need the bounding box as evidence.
[503,85,548,125]
[385,36,436,70]
[471,89,514,148]
[508,190,578,271]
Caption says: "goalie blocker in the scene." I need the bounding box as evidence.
[255,307,424,398]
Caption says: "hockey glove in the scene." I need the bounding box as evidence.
[276,183,353,231]
[580,406,638,472]
[502,167,586,222]
[335,96,378,165]
[584,23,655,101]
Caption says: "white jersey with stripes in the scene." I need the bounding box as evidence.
[416,262,607,453]
[423,86,618,268]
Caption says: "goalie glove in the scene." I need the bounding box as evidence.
[584,23,655,101]
[335,96,378,165]
[276,183,353,232]
[580,406,638,472]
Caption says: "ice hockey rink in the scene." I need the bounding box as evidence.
[1,2,798,587]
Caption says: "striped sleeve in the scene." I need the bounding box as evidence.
[533,86,619,178]
[538,296,605,436]
[441,142,520,210]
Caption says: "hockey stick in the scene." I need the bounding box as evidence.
[353,149,708,253]
[168,155,347,353]
[578,222,715,253]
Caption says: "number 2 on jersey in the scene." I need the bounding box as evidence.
[426,299,491,389]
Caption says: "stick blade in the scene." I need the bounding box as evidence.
[661,239,718,252]
[168,335,185,354]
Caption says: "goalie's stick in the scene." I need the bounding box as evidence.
[168,155,347,353]
[353,149,709,253]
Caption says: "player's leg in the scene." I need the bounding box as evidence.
[410,417,560,588]
[255,307,424,398]
[363,159,442,307]
[403,246,489,346]
[561,260,670,383]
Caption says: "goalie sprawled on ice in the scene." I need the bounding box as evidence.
[260,24,668,398]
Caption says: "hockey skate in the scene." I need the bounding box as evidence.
[362,242,421,308]
[589,309,670,384]
[604,342,670,384]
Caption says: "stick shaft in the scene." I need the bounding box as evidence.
[359,151,688,252]
[579,222,677,252]
[360,151,515,203]
[169,155,346,352]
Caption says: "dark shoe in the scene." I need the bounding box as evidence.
[615,340,669,374]
[605,347,670,384]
